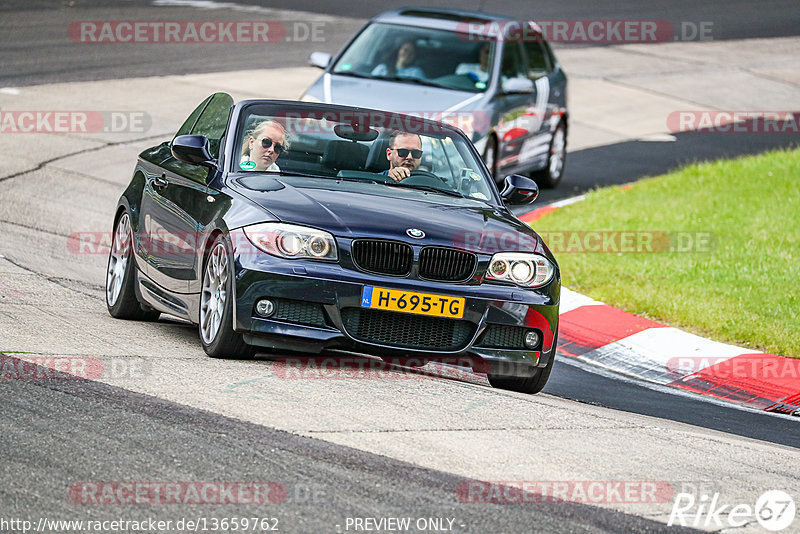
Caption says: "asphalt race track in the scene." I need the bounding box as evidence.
[1,2,799,533]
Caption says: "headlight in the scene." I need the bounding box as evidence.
[243,223,338,261]
[485,253,554,287]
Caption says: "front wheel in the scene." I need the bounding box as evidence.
[530,121,566,189]
[199,235,254,359]
[106,211,160,321]
[487,334,557,394]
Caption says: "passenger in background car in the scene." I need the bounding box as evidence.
[455,42,491,84]
[371,40,426,79]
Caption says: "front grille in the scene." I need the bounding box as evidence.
[351,240,413,276]
[266,299,328,327]
[419,247,477,282]
[476,325,533,349]
[341,308,475,351]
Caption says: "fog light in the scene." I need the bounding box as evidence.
[524,330,540,349]
[256,298,275,317]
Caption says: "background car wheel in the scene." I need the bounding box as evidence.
[531,121,566,189]
[483,135,498,182]
[106,211,160,321]
[199,234,254,360]
[487,334,557,394]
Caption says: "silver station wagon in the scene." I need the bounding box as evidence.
[302,7,569,187]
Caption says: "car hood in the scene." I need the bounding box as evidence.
[230,176,544,255]
[306,74,487,125]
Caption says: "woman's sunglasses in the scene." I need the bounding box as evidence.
[391,148,423,159]
[260,137,285,154]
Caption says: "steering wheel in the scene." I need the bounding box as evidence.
[402,169,446,186]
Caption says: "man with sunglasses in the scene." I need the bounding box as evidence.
[385,131,423,182]
[242,120,288,171]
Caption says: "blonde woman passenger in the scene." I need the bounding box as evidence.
[241,120,289,171]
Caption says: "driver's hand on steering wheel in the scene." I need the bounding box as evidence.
[387,166,411,182]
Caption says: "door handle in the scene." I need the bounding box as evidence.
[153,174,168,188]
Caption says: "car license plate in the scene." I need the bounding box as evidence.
[360,286,465,319]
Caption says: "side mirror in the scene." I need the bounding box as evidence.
[309,52,332,69]
[171,135,216,168]
[500,174,539,205]
[501,77,534,94]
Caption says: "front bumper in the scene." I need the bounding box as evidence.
[231,230,560,373]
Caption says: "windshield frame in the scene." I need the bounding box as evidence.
[227,100,502,206]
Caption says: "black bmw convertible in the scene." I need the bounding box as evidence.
[105,93,560,394]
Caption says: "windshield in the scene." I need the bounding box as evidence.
[332,23,496,93]
[235,103,497,204]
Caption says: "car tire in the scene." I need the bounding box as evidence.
[531,121,566,189]
[106,211,161,321]
[487,333,557,394]
[199,234,254,360]
[483,134,498,182]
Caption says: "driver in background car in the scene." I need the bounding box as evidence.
[240,120,289,171]
[371,39,426,79]
[384,131,422,182]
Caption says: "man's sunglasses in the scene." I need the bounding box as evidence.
[391,148,423,159]
[260,137,285,154]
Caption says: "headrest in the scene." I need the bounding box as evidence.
[365,133,392,173]
[322,141,369,171]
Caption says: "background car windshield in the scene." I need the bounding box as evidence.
[332,23,496,93]
[237,104,496,203]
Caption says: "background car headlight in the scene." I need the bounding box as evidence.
[485,253,554,287]
[243,223,338,261]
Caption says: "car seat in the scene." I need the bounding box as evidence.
[322,140,369,173]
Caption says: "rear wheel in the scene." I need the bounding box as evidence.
[199,235,254,359]
[531,121,566,188]
[106,212,160,321]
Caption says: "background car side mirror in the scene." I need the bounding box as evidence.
[501,77,535,94]
[500,174,539,205]
[171,135,216,168]
[310,52,332,69]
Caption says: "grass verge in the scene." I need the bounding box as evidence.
[532,148,799,358]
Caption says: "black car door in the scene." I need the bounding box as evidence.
[140,92,233,294]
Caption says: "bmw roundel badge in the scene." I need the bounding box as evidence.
[407,228,425,239]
